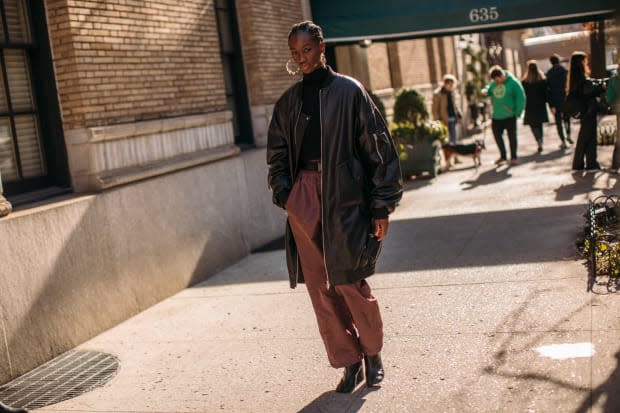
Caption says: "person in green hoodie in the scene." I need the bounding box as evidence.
[483,65,526,166]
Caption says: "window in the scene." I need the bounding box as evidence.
[215,0,253,146]
[0,0,68,198]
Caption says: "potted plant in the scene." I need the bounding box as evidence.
[391,88,448,178]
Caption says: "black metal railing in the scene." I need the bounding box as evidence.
[584,195,620,293]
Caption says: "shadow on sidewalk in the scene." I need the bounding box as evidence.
[197,203,586,287]
[480,289,620,413]
[380,204,583,273]
[482,291,592,391]
[520,148,571,167]
[555,171,620,201]
[297,386,379,413]
[460,166,512,190]
[574,350,620,413]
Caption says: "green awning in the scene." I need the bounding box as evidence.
[310,0,616,43]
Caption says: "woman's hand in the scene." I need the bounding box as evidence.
[373,218,389,241]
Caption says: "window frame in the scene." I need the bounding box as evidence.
[214,0,254,146]
[1,0,69,197]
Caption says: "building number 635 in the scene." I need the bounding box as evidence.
[469,7,499,22]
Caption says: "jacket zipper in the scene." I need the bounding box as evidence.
[373,133,385,165]
[293,105,302,285]
[319,89,332,290]
[293,106,302,176]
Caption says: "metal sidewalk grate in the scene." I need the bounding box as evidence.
[0,350,119,410]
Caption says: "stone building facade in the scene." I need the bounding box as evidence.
[0,0,304,385]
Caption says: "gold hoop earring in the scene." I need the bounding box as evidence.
[321,53,327,66]
[286,59,300,76]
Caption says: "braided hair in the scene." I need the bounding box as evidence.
[288,21,324,43]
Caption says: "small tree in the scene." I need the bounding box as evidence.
[391,88,447,146]
[393,88,428,127]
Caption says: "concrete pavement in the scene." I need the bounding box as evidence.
[33,121,620,412]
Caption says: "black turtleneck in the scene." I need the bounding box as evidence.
[300,66,329,163]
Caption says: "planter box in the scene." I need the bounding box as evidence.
[399,139,443,178]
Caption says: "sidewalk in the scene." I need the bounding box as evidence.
[33,122,620,412]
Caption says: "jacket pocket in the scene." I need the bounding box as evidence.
[372,131,390,165]
[336,160,365,206]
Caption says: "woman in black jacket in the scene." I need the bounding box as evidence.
[521,60,549,153]
[267,21,402,393]
[569,51,605,170]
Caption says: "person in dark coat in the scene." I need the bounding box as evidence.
[521,60,549,153]
[267,21,402,393]
[569,51,605,170]
[546,54,573,148]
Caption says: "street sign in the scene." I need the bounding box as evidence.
[311,0,616,43]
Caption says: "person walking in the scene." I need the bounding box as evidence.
[267,21,402,393]
[432,74,462,144]
[521,60,549,153]
[483,65,526,166]
[546,54,573,148]
[569,51,605,171]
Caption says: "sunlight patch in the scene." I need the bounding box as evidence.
[535,342,595,360]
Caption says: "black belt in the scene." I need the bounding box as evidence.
[300,160,321,172]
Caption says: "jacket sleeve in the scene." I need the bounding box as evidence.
[356,88,403,215]
[431,92,440,121]
[266,99,292,209]
[514,79,526,117]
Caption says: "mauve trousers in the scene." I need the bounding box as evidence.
[286,170,383,368]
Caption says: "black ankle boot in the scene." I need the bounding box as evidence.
[364,353,384,386]
[335,361,363,393]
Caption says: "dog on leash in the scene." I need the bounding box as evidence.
[442,140,485,169]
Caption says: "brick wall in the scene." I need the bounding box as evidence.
[399,39,432,87]
[443,37,456,77]
[367,42,391,91]
[236,0,303,106]
[45,0,227,130]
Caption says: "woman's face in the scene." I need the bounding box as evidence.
[288,31,325,75]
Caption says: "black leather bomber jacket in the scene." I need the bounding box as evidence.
[267,67,403,289]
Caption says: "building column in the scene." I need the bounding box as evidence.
[334,44,372,89]
[0,170,12,218]
[301,0,312,20]
[387,42,403,90]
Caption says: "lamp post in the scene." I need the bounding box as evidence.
[0,169,12,218]
[456,35,468,137]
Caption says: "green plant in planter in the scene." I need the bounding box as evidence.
[392,122,448,146]
[393,88,428,127]
[391,88,447,177]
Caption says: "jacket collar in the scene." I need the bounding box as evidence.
[296,66,337,92]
